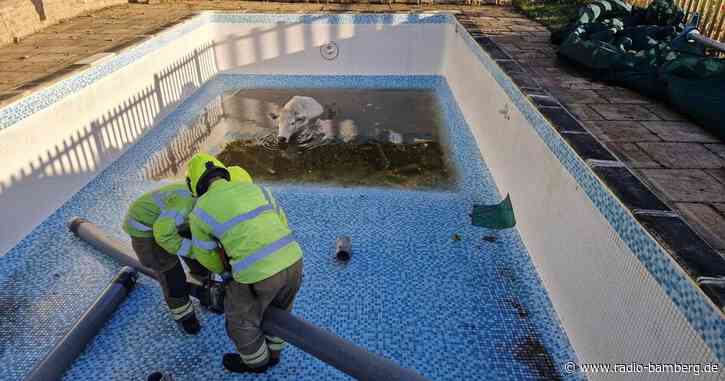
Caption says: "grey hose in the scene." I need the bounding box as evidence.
[24,266,138,381]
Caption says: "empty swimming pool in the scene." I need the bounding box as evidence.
[0,12,722,381]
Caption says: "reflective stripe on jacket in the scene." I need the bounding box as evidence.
[123,183,194,257]
[189,180,302,284]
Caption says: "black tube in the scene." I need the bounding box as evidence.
[25,266,138,381]
[69,218,431,381]
[335,236,352,261]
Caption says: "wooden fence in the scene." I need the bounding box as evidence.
[628,0,725,42]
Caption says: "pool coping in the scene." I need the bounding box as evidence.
[1,8,722,365]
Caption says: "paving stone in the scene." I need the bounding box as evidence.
[585,120,661,142]
[548,88,608,105]
[517,57,559,69]
[589,104,660,121]
[593,166,670,211]
[638,143,725,169]
[606,142,661,168]
[705,144,725,161]
[497,43,522,53]
[566,104,603,121]
[715,203,725,214]
[642,121,720,143]
[595,88,651,104]
[563,81,610,90]
[675,203,725,250]
[639,169,725,202]
[707,169,725,185]
[644,102,688,121]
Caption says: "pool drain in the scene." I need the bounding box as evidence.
[320,42,339,60]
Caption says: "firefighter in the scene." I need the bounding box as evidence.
[186,153,303,373]
[123,182,205,334]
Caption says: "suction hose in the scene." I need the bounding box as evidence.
[25,266,138,381]
[68,217,430,381]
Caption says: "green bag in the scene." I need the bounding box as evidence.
[472,194,516,230]
[662,57,725,137]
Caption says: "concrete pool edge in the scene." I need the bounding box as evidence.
[0,10,722,377]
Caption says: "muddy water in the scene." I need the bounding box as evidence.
[144,88,455,189]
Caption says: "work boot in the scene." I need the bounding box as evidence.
[177,313,201,335]
[222,353,269,374]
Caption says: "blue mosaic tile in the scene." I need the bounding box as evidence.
[1,75,578,380]
[455,17,725,364]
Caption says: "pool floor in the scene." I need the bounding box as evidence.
[0,75,580,380]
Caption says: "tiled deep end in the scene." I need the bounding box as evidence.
[455,12,725,315]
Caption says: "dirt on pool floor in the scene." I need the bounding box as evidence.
[217,139,454,189]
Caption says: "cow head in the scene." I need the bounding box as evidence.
[269,109,307,145]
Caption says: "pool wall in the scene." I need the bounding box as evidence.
[0,11,723,380]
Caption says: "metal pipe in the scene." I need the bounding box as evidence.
[688,30,725,52]
[25,266,138,381]
[69,218,430,381]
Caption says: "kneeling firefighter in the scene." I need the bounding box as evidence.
[186,153,304,374]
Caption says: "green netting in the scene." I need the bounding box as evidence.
[552,0,724,136]
[471,194,516,230]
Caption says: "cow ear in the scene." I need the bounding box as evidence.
[268,112,279,120]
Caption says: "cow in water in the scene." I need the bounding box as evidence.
[268,96,324,145]
[269,96,358,147]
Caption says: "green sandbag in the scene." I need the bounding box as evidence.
[551,0,632,45]
[643,0,684,26]
[666,78,725,135]
[551,0,723,133]
[618,25,676,50]
[662,57,725,136]
[558,26,629,70]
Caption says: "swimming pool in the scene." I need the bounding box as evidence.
[0,12,722,381]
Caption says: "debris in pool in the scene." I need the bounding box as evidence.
[482,235,497,243]
[146,371,175,381]
[508,298,529,319]
[452,233,462,241]
[512,336,561,381]
[335,236,352,262]
[396,163,421,175]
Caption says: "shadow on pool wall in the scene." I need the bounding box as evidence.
[0,13,445,255]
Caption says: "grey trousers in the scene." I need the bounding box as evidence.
[224,259,303,368]
[131,237,208,320]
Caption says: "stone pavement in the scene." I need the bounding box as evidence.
[0,2,723,268]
